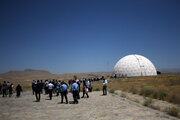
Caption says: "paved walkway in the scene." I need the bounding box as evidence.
[0,91,178,120]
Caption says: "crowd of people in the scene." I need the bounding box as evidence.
[0,77,108,105]
[31,78,95,104]
[0,81,22,97]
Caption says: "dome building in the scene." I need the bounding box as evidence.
[113,54,157,77]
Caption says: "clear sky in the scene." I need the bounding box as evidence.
[0,0,180,74]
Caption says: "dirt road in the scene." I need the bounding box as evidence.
[0,91,178,120]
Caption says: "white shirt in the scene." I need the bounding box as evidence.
[47,83,54,90]
[103,80,108,86]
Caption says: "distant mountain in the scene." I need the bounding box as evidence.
[0,69,54,83]
[0,69,111,85]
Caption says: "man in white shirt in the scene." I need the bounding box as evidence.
[47,81,54,100]
[103,79,108,95]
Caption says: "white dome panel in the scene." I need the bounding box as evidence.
[113,54,157,77]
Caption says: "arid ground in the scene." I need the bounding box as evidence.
[0,91,178,120]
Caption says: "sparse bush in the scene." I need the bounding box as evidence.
[122,86,129,91]
[166,107,179,117]
[144,97,152,106]
[73,75,77,80]
[158,89,167,100]
[152,91,158,99]
[109,89,115,94]
[140,88,155,97]
[120,93,126,98]
[130,87,137,94]
[151,105,160,110]
[169,95,180,104]
[170,79,180,86]
[94,88,100,91]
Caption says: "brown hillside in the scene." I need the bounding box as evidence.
[0,69,111,86]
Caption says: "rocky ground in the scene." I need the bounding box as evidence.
[0,91,179,120]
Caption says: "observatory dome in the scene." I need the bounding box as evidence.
[113,54,157,77]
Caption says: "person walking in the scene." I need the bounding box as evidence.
[2,81,7,97]
[0,83,2,95]
[44,80,49,94]
[60,81,68,104]
[81,80,89,98]
[40,80,44,94]
[35,80,41,102]
[16,84,22,97]
[103,78,108,95]
[76,79,80,99]
[32,80,35,95]
[71,80,79,104]
[9,83,13,97]
[47,81,54,100]
[56,80,61,96]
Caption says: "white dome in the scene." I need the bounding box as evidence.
[113,54,157,77]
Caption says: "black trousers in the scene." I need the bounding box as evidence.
[16,91,21,97]
[3,89,6,97]
[9,89,13,97]
[49,89,53,100]
[72,91,79,104]
[82,92,89,98]
[32,88,35,95]
[103,86,107,95]
[45,87,48,94]
[61,91,68,103]
[35,92,41,101]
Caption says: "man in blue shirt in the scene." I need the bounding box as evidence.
[71,80,79,104]
[2,81,7,97]
[60,81,68,104]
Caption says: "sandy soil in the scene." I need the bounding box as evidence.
[0,91,178,120]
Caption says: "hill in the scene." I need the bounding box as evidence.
[0,69,111,86]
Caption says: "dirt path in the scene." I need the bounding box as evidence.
[0,91,178,120]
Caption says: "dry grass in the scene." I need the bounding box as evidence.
[103,73,180,105]
[1,71,180,106]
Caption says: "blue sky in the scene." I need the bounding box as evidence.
[0,0,180,74]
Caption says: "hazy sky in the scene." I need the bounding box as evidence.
[0,0,180,74]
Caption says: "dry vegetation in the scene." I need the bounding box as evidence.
[1,70,180,105]
[1,70,180,118]
[93,73,180,105]
[103,73,180,105]
[92,73,180,118]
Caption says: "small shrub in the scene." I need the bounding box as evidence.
[158,89,167,100]
[109,89,115,94]
[152,91,158,99]
[120,93,126,98]
[130,87,137,94]
[94,88,100,91]
[140,88,145,95]
[166,107,179,117]
[169,95,180,104]
[144,97,153,106]
[151,105,160,110]
[140,88,155,97]
[73,75,77,80]
[122,86,129,91]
